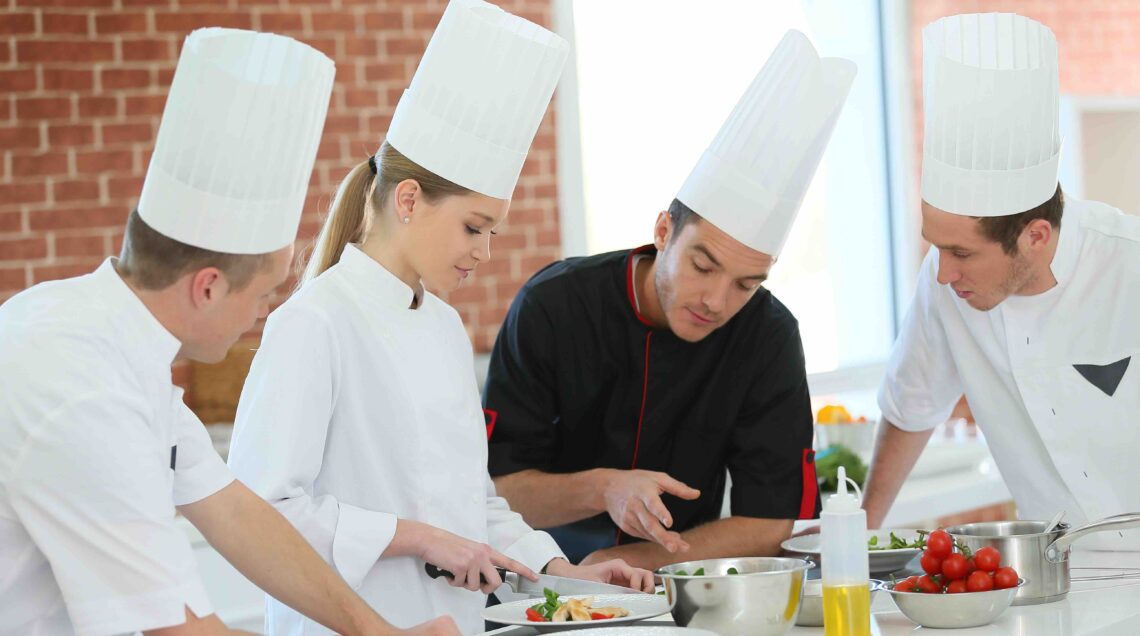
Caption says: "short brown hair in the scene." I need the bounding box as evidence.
[118,208,272,291]
[667,198,702,240]
[976,184,1064,255]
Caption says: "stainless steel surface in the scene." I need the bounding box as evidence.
[795,579,883,627]
[947,520,1069,605]
[884,579,1023,628]
[1044,513,1140,562]
[506,572,640,597]
[1045,510,1066,533]
[656,557,812,636]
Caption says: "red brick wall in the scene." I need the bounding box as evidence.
[0,0,561,360]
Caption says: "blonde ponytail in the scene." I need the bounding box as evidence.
[301,160,377,285]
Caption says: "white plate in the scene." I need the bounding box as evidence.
[482,593,670,633]
[781,528,925,573]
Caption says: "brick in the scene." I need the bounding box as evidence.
[42,12,91,35]
[364,62,408,83]
[0,69,35,92]
[15,97,72,121]
[410,9,446,30]
[310,11,355,32]
[29,205,125,231]
[155,66,174,86]
[52,179,101,203]
[121,0,176,6]
[110,230,124,254]
[154,12,251,33]
[0,212,24,233]
[0,125,43,151]
[42,68,95,92]
[75,150,134,174]
[345,88,380,109]
[15,0,114,6]
[33,263,99,284]
[121,38,173,62]
[0,182,48,206]
[254,12,300,32]
[17,40,114,64]
[125,94,167,117]
[95,13,150,35]
[106,175,144,199]
[11,152,70,178]
[78,96,119,118]
[362,10,404,30]
[101,122,152,145]
[0,267,28,291]
[385,36,428,57]
[47,124,95,146]
[0,13,36,35]
[100,68,151,90]
[55,233,107,258]
[344,37,379,58]
[0,236,48,260]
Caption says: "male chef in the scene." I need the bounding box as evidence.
[0,28,456,635]
[482,31,857,569]
[863,13,1140,549]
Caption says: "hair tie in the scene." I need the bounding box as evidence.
[367,155,377,175]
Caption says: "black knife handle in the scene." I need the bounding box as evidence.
[424,563,507,584]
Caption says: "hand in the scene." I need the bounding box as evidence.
[600,469,699,553]
[419,524,537,594]
[393,616,461,635]
[545,557,657,593]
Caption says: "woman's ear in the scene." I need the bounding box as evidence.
[393,179,420,221]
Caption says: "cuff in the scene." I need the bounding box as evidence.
[70,579,213,636]
[500,530,566,574]
[172,454,235,506]
[332,503,398,589]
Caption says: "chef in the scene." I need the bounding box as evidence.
[0,28,455,635]
[863,13,1140,549]
[483,30,857,569]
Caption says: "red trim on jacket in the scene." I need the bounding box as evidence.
[799,449,818,520]
[483,408,498,441]
[616,330,654,545]
[625,245,658,328]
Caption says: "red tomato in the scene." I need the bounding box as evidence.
[947,579,968,594]
[927,529,954,559]
[967,570,995,592]
[941,553,968,581]
[590,613,609,621]
[526,608,548,622]
[965,556,978,575]
[920,551,943,576]
[993,567,1019,589]
[917,574,942,594]
[975,547,1002,573]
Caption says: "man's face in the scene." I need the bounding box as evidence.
[653,214,774,342]
[186,244,293,363]
[921,201,1034,311]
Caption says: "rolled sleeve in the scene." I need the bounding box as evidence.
[172,401,234,506]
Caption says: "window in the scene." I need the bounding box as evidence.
[555,0,899,376]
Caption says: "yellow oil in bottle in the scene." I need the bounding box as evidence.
[822,583,870,636]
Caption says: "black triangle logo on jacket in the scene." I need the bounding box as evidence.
[1073,357,1131,397]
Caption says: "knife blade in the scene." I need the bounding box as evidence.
[423,563,644,597]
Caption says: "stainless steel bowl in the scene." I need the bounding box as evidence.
[656,557,812,636]
[884,580,1025,629]
[795,579,883,627]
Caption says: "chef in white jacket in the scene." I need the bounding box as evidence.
[227,2,654,634]
[0,28,456,636]
[863,13,1140,549]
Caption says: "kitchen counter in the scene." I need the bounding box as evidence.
[479,550,1140,635]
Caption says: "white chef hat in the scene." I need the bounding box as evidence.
[138,28,335,254]
[675,30,856,256]
[922,13,1061,217]
[384,0,569,200]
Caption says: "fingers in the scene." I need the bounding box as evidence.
[464,561,483,592]
[478,560,503,595]
[643,493,674,528]
[491,551,538,582]
[634,507,689,553]
[654,472,701,500]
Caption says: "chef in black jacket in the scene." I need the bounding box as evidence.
[483,31,857,569]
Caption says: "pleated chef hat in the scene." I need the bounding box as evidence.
[676,30,856,256]
[384,0,569,200]
[138,28,335,254]
[922,13,1061,216]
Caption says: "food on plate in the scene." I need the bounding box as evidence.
[525,588,631,623]
[891,530,1020,594]
[867,530,927,551]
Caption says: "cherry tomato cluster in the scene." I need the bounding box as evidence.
[893,529,1019,594]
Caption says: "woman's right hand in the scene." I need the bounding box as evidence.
[397,616,461,635]
[418,524,537,594]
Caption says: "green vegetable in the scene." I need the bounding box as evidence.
[674,569,688,576]
[727,567,739,575]
[815,444,867,491]
[693,568,705,576]
[868,530,929,551]
[528,587,563,620]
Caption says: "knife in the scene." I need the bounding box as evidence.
[423,563,644,596]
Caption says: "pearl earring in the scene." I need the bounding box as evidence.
[402,216,410,224]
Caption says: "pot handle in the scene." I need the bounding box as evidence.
[1045,513,1140,563]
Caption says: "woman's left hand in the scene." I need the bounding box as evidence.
[544,557,656,593]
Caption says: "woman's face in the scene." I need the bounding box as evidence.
[402,188,510,293]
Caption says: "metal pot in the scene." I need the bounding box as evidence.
[946,513,1140,606]
[656,557,813,636]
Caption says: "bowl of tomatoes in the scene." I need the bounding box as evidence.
[884,529,1026,628]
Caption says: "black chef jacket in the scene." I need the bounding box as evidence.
[483,246,819,561]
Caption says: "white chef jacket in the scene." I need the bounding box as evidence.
[0,259,235,635]
[228,244,564,635]
[880,198,1140,548]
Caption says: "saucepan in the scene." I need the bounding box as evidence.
[946,512,1140,605]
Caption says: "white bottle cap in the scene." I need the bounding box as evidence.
[824,466,863,513]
